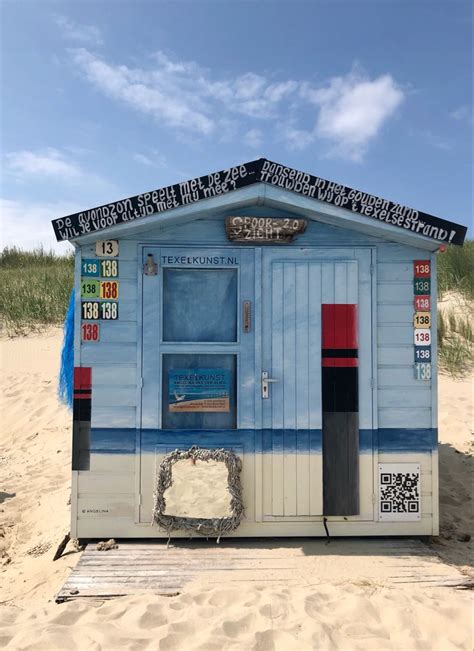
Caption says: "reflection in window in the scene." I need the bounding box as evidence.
[163,268,237,342]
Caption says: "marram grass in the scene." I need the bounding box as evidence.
[437,240,474,302]
[0,247,74,335]
[437,311,473,378]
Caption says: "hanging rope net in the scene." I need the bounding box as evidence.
[153,445,244,539]
[58,289,75,408]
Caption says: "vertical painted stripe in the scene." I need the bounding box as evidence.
[322,301,359,516]
[322,304,358,349]
[74,366,92,389]
[73,366,92,471]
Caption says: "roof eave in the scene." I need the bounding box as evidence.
[69,182,441,251]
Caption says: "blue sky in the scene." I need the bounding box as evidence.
[1,0,472,252]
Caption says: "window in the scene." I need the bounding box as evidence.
[162,269,237,342]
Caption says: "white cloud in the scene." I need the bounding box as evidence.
[69,48,404,161]
[4,148,116,198]
[70,49,300,136]
[55,15,103,46]
[133,153,154,166]
[243,128,263,148]
[133,151,167,167]
[418,129,453,151]
[279,125,315,151]
[450,105,472,123]
[71,48,215,135]
[6,148,82,178]
[0,198,76,253]
[298,71,404,161]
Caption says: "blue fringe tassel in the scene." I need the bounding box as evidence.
[58,289,75,408]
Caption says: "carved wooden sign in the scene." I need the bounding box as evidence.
[225,216,307,243]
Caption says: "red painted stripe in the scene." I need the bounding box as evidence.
[74,367,92,390]
[322,304,358,349]
[73,394,92,400]
[322,358,359,367]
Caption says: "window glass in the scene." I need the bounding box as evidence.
[163,269,237,342]
[162,354,237,429]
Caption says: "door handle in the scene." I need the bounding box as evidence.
[262,371,280,399]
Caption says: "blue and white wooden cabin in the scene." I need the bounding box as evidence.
[52,158,467,539]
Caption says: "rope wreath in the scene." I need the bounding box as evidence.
[152,445,244,538]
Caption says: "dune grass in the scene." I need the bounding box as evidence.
[0,247,74,336]
[437,240,474,301]
[438,311,473,378]
[436,240,473,377]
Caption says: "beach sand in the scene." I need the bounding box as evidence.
[0,328,472,650]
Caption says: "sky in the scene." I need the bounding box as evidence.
[1,0,472,253]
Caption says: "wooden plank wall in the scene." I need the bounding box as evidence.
[73,208,436,536]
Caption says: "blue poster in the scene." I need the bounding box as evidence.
[168,368,230,412]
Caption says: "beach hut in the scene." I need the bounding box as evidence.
[52,158,466,540]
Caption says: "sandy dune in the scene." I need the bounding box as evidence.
[0,328,472,650]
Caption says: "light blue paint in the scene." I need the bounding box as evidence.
[378,366,431,389]
[378,407,432,429]
[377,282,413,302]
[91,406,136,428]
[128,208,385,247]
[377,262,413,282]
[378,326,414,346]
[92,322,137,344]
[379,388,432,408]
[79,240,139,261]
[377,303,414,324]
[92,385,138,408]
[72,185,440,251]
[73,199,438,450]
[92,365,137,386]
[81,342,137,365]
[377,346,414,366]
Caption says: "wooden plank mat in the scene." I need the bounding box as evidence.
[56,538,470,602]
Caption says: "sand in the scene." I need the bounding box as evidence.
[0,328,472,650]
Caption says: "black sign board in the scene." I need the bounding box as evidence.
[51,161,262,242]
[51,158,467,245]
[226,216,307,243]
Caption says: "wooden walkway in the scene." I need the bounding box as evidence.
[56,538,471,602]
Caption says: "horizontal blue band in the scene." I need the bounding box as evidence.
[88,427,437,454]
[376,428,437,452]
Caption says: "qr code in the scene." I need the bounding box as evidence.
[378,464,421,521]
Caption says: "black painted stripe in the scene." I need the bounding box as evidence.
[322,349,358,358]
[322,367,358,413]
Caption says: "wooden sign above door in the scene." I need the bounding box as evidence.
[225,216,307,243]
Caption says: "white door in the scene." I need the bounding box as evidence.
[261,248,374,521]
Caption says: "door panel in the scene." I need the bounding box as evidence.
[139,247,254,524]
[262,249,373,521]
[263,257,323,517]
